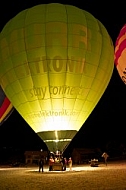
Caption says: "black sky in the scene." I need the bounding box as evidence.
[0,0,126,152]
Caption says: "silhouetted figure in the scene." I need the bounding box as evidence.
[102,152,109,166]
[39,158,44,172]
[62,157,67,171]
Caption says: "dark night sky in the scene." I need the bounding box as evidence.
[0,0,126,152]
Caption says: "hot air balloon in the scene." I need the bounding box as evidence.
[0,3,114,153]
[114,24,126,84]
[0,85,13,125]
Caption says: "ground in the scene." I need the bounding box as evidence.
[0,160,126,189]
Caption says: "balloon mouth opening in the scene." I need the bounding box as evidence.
[37,130,77,152]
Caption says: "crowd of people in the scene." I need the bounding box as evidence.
[38,156,73,172]
[38,151,109,172]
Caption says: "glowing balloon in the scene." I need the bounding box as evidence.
[114,24,126,84]
[0,4,114,152]
[0,85,13,125]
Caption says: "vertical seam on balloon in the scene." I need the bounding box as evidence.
[75,9,88,130]
[45,3,51,99]
[64,5,68,117]
[41,4,47,126]
[22,8,35,126]
[64,5,71,135]
[64,5,78,147]
[45,4,53,130]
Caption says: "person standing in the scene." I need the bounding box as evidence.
[62,157,67,171]
[68,157,72,171]
[49,156,54,171]
[102,152,109,166]
[39,158,44,172]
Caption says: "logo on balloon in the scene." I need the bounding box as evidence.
[29,85,86,99]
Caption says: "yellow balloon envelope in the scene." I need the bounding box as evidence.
[0,3,114,152]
